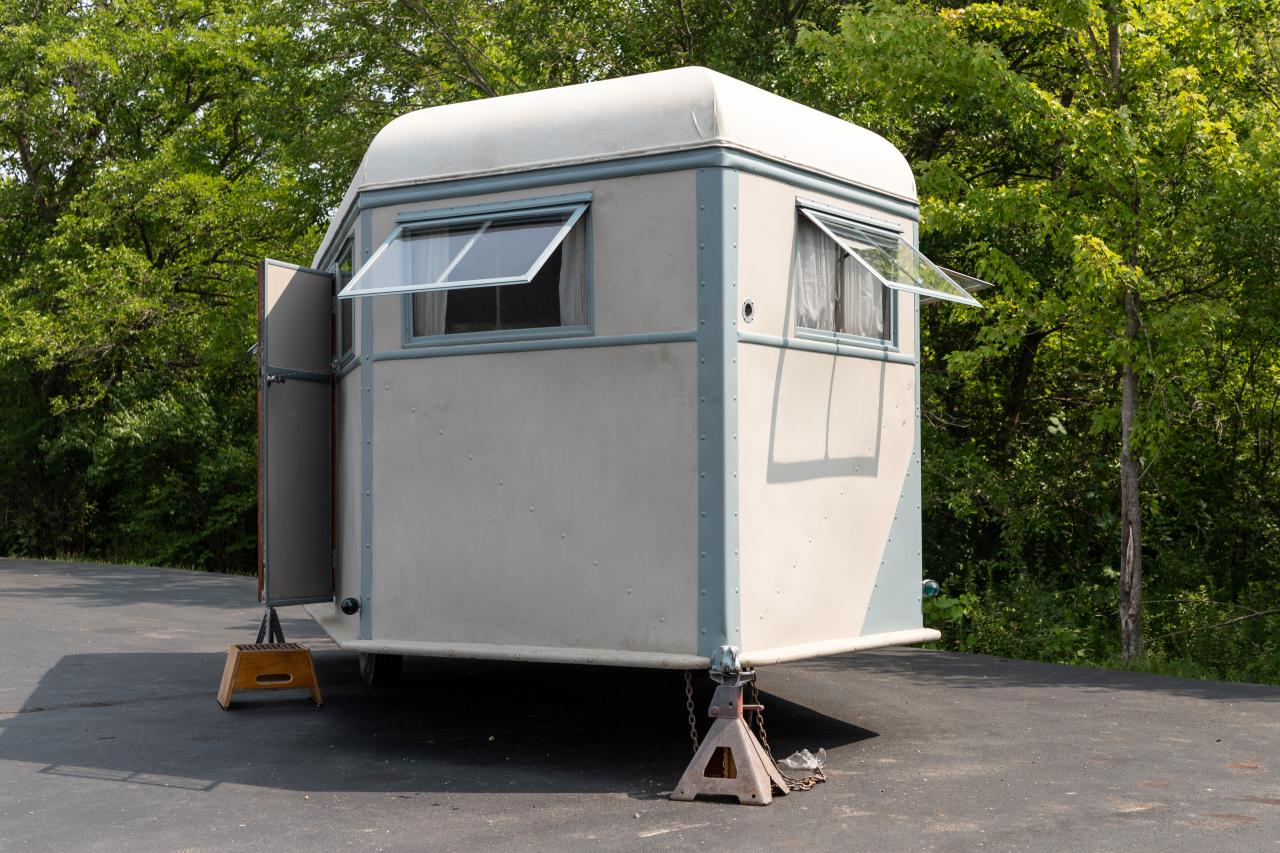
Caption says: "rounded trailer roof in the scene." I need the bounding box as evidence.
[317,67,915,262]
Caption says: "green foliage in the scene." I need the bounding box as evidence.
[1,0,1278,684]
[801,0,1280,682]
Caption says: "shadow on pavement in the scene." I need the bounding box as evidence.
[0,651,876,797]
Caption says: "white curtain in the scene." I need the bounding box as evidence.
[411,229,452,337]
[558,219,587,326]
[794,220,838,331]
[839,258,885,339]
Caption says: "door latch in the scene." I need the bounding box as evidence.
[265,374,288,386]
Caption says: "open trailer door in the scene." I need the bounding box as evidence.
[258,259,334,606]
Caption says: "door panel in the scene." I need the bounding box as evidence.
[259,260,335,605]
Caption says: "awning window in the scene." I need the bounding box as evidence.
[799,208,984,308]
[338,203,588,299]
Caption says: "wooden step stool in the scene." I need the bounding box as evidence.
[217,643,323,709]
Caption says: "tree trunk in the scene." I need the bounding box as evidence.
[1119,285,1143,661]
[1106,0,1143,663]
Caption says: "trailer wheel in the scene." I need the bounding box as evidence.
[358,653,403,688]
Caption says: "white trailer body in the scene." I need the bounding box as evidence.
[257,67,979,670]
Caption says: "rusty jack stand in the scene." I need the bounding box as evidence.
[671,647,788,806]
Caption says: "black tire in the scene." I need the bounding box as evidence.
[358,652,404,688]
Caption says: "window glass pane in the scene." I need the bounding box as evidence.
[805,210,980,307]
[337,245,353,357]
[339,203,585,299]
[410,213,588,339]
[441,214,569,285]
[793,219,890,341]
[793,219,839,332]
[838,255,889,340]
[338,222,483,298]
[441,284,496,334]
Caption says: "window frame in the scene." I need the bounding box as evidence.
[799,205,983,308]
[396,192,594,349]
[329,237,356,366]
[338,195,588,301]
[793,198,903,352]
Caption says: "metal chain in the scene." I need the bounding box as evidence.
[683,671,699,753]
[683,672,825,790]
[749,681,826,792]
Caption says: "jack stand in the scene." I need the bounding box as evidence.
[255,606,286,643]
[671,651,788,806]
[217,607,322,710]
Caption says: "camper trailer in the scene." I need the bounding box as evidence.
[257,67,980,696]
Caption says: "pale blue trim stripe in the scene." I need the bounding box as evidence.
[373,330,696,362]
[359,209,374,641]
[794,327,901,355]
[395,191,593,224]
[403,323,592,350]
[739,331,917,366]
[696,167,739,658]
[314,147,919,271]
[335,358,361,381]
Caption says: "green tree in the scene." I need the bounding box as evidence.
[802,0,1280,664]
[0,0,324,568]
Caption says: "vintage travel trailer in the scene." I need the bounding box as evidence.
[256,67,982,696]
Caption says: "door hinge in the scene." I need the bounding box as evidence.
[332,550,337,569]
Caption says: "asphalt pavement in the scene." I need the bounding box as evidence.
[0,558,1277,851]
